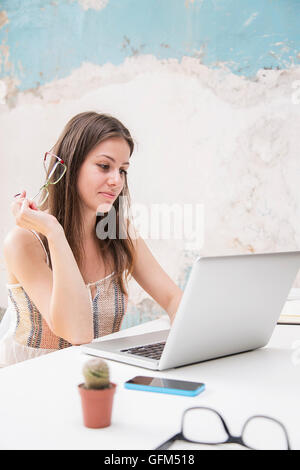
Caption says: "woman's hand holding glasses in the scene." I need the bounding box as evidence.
[11,190,62,239]
[11,153,67,238]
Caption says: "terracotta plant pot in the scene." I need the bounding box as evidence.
[78,382,117,429]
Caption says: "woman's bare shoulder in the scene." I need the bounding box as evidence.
[4,226,38,249]
[4,228,47,283]
[4,227,47,263]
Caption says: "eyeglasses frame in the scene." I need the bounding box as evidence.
[32,152,67,207]
[155,406,291,450]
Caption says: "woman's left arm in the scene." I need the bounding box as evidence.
[131,236,183,324]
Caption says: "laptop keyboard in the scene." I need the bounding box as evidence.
[120,341,166,360]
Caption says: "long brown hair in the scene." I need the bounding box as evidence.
[39,111,137,295]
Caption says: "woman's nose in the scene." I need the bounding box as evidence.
[108,169,122,186]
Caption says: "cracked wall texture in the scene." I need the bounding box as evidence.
[1,0,300,93]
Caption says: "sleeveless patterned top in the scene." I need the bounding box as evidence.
[6,230,128,350]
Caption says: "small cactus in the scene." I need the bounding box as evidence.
[82,358,110,390]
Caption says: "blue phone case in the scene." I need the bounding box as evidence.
[124,382,205,397]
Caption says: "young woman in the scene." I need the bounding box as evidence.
[0,112,183,367]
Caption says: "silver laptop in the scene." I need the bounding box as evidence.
[81,251,300,370]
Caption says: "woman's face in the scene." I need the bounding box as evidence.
[77,137,131,214]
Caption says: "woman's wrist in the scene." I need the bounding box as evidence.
[45,221,64,242]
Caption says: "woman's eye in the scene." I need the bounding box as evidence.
[97,164,127,176]
[97,164,109,170]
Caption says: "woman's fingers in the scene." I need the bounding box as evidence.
[11,192,37,219]
[21,198,37,212]
[29,201,38,210]
[15,198,34,227]
[21,198,29,209]
[16,198,29,220]
[13,190,37,210]
[11,190,25,212]
[14,190,26,199]
[11,191,59,237]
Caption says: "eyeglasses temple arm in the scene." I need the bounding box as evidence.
[154,432,182,450]
[47,161,58,180]
[30,181,49,201]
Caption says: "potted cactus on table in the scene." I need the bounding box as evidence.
[78,358,117,428]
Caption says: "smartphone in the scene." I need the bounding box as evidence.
[124,376,205,397]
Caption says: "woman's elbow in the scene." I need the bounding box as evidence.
[70,335,94,346]
[50,323,93,345]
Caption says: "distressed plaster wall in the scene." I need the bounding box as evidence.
[1,0,300,92]
[0,0,300,328]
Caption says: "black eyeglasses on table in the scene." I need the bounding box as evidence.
[155,406,291,450]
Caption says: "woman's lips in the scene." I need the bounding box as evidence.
[99,192,115,199]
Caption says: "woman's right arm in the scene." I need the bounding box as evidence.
[4,193,94,345]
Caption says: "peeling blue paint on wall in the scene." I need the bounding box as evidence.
[0,0,300,91]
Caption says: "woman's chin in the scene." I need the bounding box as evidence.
[96,202,113,214]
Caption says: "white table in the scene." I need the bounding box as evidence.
[0,315,300,450]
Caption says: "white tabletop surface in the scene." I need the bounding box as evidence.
[0,314,300,450]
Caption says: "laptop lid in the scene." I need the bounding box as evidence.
[158,251,300,370]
